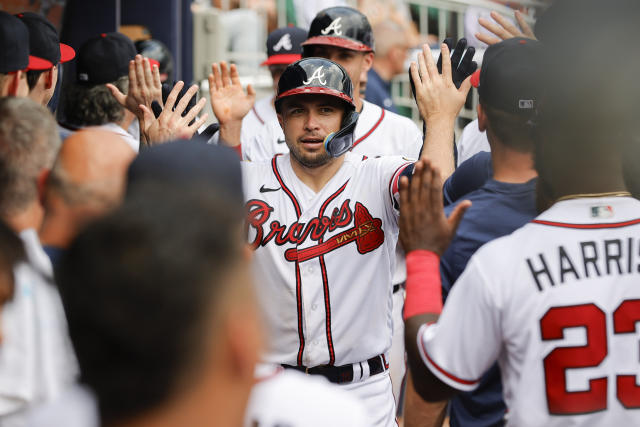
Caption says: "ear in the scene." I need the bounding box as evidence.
[8,72,22,97]
[477,104,488,132]
[362,52,374,72]
[37,169,50,207]
[45,67,55,90]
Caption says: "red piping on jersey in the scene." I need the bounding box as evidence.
[389,163,413,203]
[271,155,305,364]
[351,108,385,150]
[531,218,640,229]
[251,105,265,125]
[420,327,479,386]
[272,156,301,217]
[317,180,350,365]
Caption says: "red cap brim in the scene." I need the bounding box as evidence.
[147,58,160,69]
[60,43,76,63]
[261,54,301,66]
[277,87,354,108]
[27,55,54,71]
[470,69,481,88]
[302,36,372,52]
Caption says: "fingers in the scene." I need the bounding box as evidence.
[164,80,184,112]
[408,160,425,213]
[128,59,138,93]
[105,83,127,106]
[478,17,510,40]
[230,63,241,86]
[247,83,256,99]
[135,55,147,88]
[417,48,429,84]
[458,75,472,96]
[439,43,452,84]
[475,32,502,46]
[447,200,472,235]
[399,176,410,214]
[515,10,536,39]
[174,84,198,117]
[220,61,231,87]
[409,62,422,93]
[211,62,223,92]
[182,97,207,125]
[423,43,439,81]
[139,104,155,132]
[459,46,476,74]
[187,113,209,137]
[490,11,522,37]
[450,38,466,70]
[142,57,154,88]
[428,166,444,215]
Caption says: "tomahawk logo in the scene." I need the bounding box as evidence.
[273,33,292,52]
[302,67,327,85]
[321,17,343,36]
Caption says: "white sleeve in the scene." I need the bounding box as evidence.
[418,255,502,392]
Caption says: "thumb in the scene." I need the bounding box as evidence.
[459,75,472,95]
[247,83,256,100]
[139,104,155,132]
[106,83,127,106]
[447,200,471,234]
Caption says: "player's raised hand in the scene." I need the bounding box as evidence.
[410,42,471,124]
[107,55,163,119]
[477,11,536,46]
[399,159,470,255]
[140,80,208,146]
[208,61,256,125]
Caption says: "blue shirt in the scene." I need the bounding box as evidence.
[443,151,492,206]
[365,68,397,113]
[442,177,538,427]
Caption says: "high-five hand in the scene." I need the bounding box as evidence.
[477,10,536,46]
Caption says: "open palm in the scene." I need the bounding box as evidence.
[208,62,256,124]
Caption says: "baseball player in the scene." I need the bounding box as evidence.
[233,8,425,407]
[209,36,470,423]
[240,26,307,147]
[401,1,640,426]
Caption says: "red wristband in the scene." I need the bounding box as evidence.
[403,250,443,320]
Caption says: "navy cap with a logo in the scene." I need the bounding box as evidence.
[471,37,541,115]
[261,27,307,66]
[0,11,53,73]
[76,32,137,85]
[15,12,75,66]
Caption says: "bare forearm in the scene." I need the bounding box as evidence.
[404,373,447,427]
[420,117,456,180]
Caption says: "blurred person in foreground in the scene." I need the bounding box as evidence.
[0,222,26,346]
[38,130,136,267]
[365,21,409,113]
[0,11,53,98]
[0,97,76,425]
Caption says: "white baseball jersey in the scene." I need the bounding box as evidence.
[419,196,640,427]
[245,364,370,426]
[243,152,412,367]
[242,99,423,163]
[241,95,277,148]
[456,118,490,167]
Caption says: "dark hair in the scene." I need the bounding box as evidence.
[481,103,535,153]
[63,76,128,127]
[26,69,46,90]
[57,185,243,424]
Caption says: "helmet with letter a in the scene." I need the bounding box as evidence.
[302,6,375,57]
[275,57,359,157]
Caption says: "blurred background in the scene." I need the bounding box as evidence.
[0,0,549,134]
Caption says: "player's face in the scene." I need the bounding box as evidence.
[278,94,345,168]
[307,45,372,89]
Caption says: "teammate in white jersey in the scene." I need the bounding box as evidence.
[401,1,640,425]
[240,27,307,148]
[209,43,471,425]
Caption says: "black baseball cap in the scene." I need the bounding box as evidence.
[126,137,243,206]
[76,32,137,85]
[0,11,53,73]
[15,12,75,66]
[261,27,307,66]
[471,37,541,115]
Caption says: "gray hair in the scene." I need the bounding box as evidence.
[0,97,61,217]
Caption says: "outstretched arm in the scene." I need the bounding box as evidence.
[399,159,470,402]
[411,43,472,180]
[208,62,256,147]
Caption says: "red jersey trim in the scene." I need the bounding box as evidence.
[419,327,480,387]
[531,218,640,229]
[351,108,385,150]
[251,105,265,125]
[271,156,301,218]
[317,180,350,365]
